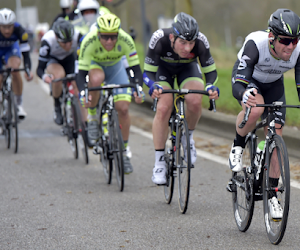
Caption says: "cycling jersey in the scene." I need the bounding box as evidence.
[36,29,82,79]
[232,30,300,101]
[76,28,143,93]
[143,28,218,89]
[0,22,31,69]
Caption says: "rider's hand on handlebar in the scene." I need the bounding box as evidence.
[149,83,163,99]
[133,90,145,104]
[79,90,92,108]
[205,84,219,100]
[24,71,33,81]
[42,74,54,84]
[242,87,257,107]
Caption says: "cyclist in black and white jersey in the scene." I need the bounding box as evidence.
[143,12,219,185]
[36,18,82,125]
[228,9,300,220]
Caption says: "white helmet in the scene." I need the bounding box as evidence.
[77,0,99,13]
[0,8,16,25]
[60,0,74,8]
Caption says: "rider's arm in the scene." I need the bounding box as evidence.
[36,39,51,79]
[15,23,32,70]
[232,39,259,100]
[76,69,88,93]
[127,65,143,87]
[196,33,218,87]
[294,54,300,101]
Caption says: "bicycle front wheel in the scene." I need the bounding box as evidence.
[232,136,255,232]
[67,99,78,159]
[263,135,290,245]
[110,110,124,192]
[176,118,191,214]
[164,126,175,204]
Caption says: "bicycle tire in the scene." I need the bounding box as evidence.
[232,137,255,232]
[100,106,112,184]
[110,109,124,192]
[263,134,290,245]
[164,126,175,204]
[66,98,78,159]
[177,118,191,214]
[73,97,89,164]
[9,91,18,153]
[3,94,11,149]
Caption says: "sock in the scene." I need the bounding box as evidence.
[268,177,279,199]
[14,95,22,106]
[124,140,128,149]
[54,97,60,107]
[155,149,165,167]
[234,132,246,148]
[87,107,97,121]
[188,129,194,141]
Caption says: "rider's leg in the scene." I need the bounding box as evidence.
[46,63,66,125]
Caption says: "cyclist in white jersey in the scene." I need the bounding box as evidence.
[228,9,300,220]
[36,18,82,125]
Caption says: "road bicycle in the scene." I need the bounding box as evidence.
[86,83,141,192]
[152,89,216,214]
[51,74,89,164]
[228,102,300,245]
[0,67,30,153]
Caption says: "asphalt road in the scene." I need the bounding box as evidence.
[0,54,300,249]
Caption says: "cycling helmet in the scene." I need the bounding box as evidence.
[77,0,99,14]
[60,0,73,9]
[172,12,199,41]
[53,17,74,42]
[268,9,300,37]
[0,8,16,25]
[97,13,121,33]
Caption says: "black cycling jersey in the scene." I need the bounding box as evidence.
[143,28,218,89]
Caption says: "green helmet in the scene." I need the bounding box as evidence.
[97,13,120,33]
[53,17,74,42]
[99,6,111,16]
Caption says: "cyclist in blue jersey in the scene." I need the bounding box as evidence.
[0,8,33,120]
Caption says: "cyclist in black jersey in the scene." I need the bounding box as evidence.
[143,12,219,185]
[228,9,300,220]
[36,18,82,125]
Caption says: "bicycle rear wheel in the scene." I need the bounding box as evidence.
[232,136,255,232]
[164,126,175,204]
[110,110,124,192]
[263,135,290,245]
[176,118,191,214]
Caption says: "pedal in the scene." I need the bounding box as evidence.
[226,181,236,193]
[191,164,194,168]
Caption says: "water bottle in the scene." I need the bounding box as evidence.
[254,141,265,167]
[66,98,72,124]
[102,112,108,136]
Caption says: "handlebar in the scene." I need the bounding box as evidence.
[152,88,216,112]
[51,73,76,83]
[0,67,30,78]
[238,102,300,129]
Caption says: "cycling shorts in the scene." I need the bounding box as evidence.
[232,60,286,125]
[0,41,21,68]
[156,60,204,89]
[47,53,76,75]
[90,59,131,102]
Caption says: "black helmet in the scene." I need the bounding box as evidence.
[268,9,300,37]
[172,12,199,41]
[53,17,74,42]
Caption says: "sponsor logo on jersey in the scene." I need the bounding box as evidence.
[206,56,215,65]
[145,56,154,64]
[159,76,166,80]
[21,32,28,41]
[39,45,49,57]
[117,45,122,51]
[118,35,134,50]
[238,55,250,70]
[198,32,209,49]
[264,57,270,62]
[167,52,172,56]
[149,29,164,49]
[81,36,97,57]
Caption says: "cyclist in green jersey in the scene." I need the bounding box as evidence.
[76,13,144,174]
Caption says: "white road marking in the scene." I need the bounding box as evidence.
[130,126,300,190]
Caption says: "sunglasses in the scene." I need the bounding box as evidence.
[57,39,72,44]
[276,36,299,46]
[100,34,118,41]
